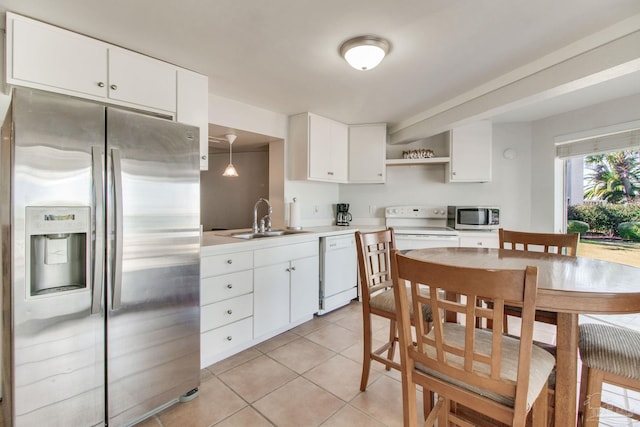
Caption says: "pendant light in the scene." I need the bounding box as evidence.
[222,134,238,177]
[340,35,390,71]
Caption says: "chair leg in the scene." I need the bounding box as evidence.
[581,366,605,427]
[386,319,397,371]
[400,371,419,427]
[359,313,373,391]
[530,383,548,427]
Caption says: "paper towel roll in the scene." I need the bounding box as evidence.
[289,198,302,229]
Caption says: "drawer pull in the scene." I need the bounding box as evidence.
[97,82,105,88]
[226,336,233,341]
[226,309,233,315]
[285,267,290,272]
[226,283,233,289]
[110,84,118,90]
[226,259,233,264]
[291,266,296,271]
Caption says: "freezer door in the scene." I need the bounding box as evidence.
[105,108,200,425]
[3,89,105,427]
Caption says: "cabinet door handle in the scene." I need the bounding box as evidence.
[226,283,233,289]
[291,266,296,271]
[226,336,233,341]
[110,84,118,90]
[327,171,334,176]
[201,155,207,160]
[378,173,383,176]
[227,259,233,264]
[97,82,105,88]
[226,309,233,315]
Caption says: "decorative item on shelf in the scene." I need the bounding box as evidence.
[402,149,434,159]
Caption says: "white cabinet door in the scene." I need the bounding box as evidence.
[447,121,492,182]
[177,69,209,170]
[290,113,348,183]
[330,120,349,182]
[108,47,177,113]
[348,123,386,183]
[8,13,108,98]
[290,256,319,323]
[308,114,348,182]
[7,12,179,115]
[253,262,290,338]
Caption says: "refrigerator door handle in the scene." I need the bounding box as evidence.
[91,146,105,315]
[111,148,123,310]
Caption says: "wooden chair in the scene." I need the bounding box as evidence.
[391,249,555,427]
[578,323,640,426]
[355,228,433,391]
[499,228,579,334]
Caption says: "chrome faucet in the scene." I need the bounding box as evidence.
[252,198,272,233]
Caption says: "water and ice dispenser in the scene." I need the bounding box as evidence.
[26,206,90,296]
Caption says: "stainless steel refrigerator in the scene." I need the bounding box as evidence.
[0,88,201,426]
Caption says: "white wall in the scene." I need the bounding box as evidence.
[530,92,640,232]
[339,123,533,230]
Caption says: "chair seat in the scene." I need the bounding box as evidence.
[370,285,433,322]
[416,322,555,411]
[578,323,640,380]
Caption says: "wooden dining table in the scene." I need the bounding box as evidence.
[404,246,640,427]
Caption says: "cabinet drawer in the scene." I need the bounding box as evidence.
[201,317,253,359]
[201,293,253,332]
[201,251,253,277]
[254,241,318,267]
[201,270,253,305]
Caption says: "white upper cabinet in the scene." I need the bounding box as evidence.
[107,47,176,113]
[8,14,108,99]
[447,121,493,182]
[177,69,209,170]
[6,12,210,170]
[348,123,386,183]
[289,112,348,183]
[6,12,178,115]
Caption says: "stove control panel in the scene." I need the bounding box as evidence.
[385,206,447,219]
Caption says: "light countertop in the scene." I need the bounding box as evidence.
[200,224,386,254]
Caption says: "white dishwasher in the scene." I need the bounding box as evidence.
[318,234,358,315]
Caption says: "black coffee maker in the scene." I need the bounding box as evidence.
[336,203,352,226]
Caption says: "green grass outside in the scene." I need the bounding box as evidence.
[578,238,640,267]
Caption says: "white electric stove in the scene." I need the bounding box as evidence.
[385,206,459,250]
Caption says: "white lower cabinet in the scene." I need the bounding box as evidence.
[253,262,291,337]
[200,237,320,366]
[200,249,254,367]
[458,232,499,248]
[201,317,253,363]
[290,256,320,323]
[253,241,319,339]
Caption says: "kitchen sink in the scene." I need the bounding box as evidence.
[230,229,307,239]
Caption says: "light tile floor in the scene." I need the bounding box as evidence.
[141,301,425,427]
[0,301,637,426]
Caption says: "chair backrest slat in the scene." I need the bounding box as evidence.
[499,228,579,256]
[356,228,396,303]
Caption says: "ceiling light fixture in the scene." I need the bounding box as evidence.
[340,35,390,71]
[222,134,239,177]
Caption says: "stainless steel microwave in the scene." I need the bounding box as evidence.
[447,206,500,230]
